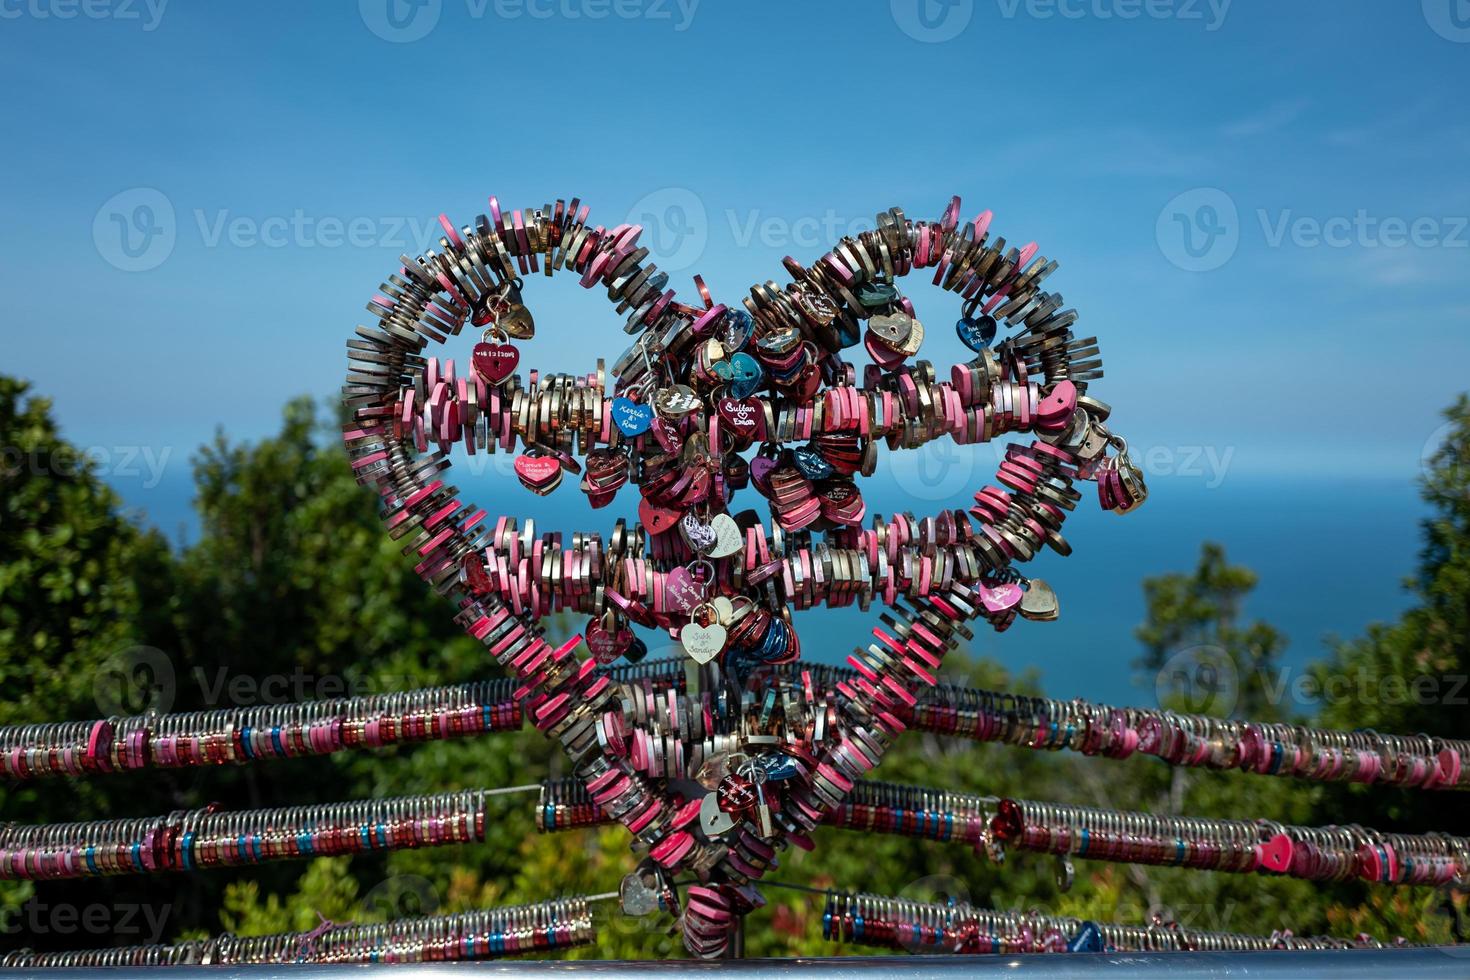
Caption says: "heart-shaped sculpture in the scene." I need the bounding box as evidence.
[343,192,1140,958]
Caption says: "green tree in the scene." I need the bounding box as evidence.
[1137,543,1288,720]
[0,377,176,727]
[1305,395,1470,874]
[5,378,1466,957]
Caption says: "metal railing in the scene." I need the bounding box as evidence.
[2,949,1469,979]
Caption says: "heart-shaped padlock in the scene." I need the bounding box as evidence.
[611,395,655,436]
[472,329,520,385]
[514,452,563,495]
[867,311,913,347]
[729,353,765,400]
[955,314,997,352]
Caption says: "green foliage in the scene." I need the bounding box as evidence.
[1306,395,1470,835]
[0,377,175,727]
[1136,543,1288,720]
[2,377,1468,958]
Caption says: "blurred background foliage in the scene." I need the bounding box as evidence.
[1,375,1467,957]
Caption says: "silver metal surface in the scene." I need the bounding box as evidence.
[2,949,1469,979]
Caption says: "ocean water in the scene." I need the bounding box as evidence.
[114,463,1425,713]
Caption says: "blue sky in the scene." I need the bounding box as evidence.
[2,1,1466,473]
[1,1,1467,703]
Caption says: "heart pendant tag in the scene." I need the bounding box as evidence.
[1018,579,1060,621]
[585,620,633,665]
[955,315,996,352]
[654,385,700,419]
[612,397,654,436]
[793,446,835,481]
[729,353,765,399]
[857,281,899,309]
[515,454,562,495]
[649,416,683,454]
[894,314,925,356]
[1036,380,1078,431]
[720,309,754,351]
[472,339,520,385]
[1257,833,1294,873]
[638,498,682,535]
[794,361,823,402]
[680,620,727,665]
[707,514,743,558]
[717,397,761,441]
[679,512,719,554]
[664,567,704,614]
[699,792,736,838]
[619,872,661,916]
[979,582,1024,613]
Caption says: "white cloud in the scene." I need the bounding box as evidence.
[1220,98,1312,139]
